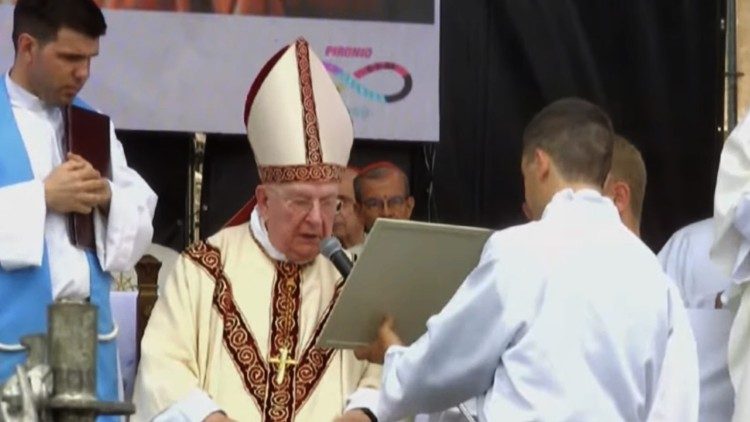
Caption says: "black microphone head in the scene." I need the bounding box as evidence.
[319,236,344,259]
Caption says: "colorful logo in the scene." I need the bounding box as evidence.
[323,61,413,103]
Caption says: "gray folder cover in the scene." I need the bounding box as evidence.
[317,219,493,349]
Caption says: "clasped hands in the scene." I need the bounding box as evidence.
[44,153,111,216]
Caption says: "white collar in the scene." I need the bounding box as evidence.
[5,71,59,116]
[249,206,288,262]
[541,188,619,221]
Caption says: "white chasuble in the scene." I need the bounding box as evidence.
[133,224,380,421]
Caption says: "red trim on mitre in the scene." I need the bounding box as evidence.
[293,38,323,166]
[223,196,257,228]
[258,163,344,184]
[243,44,290,127]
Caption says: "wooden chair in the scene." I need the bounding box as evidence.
[134,255,161,363]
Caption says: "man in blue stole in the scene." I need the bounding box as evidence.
[0,1,157,419]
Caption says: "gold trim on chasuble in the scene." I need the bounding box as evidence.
[257,38,345,185]
[185,241,345,421]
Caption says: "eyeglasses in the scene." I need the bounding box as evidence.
[281,195,339,217]
[362,196,407,211]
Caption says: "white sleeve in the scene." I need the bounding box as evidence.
[657,230,691,305]
[345,387,380,413]
[376,254,514,422]
[94,123,157,272]
[647,285,700,422]
[132,254,223,421]
[0,180,45,270]
[150,389,222,422]
[728,284,750,422]
[729,195,750,282]
[711,113,750,282]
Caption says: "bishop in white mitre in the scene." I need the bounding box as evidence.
[132,39,381,422]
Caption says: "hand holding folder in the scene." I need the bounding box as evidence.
[63,105,112,250]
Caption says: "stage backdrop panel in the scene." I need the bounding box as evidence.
[0,1,439,141]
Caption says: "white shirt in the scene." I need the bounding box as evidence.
[659,219,734,307]
[659,218,736,422]
[710,111,750,422]
[376,189,698,422]
[0,73,157,299]
[711,112,750,286]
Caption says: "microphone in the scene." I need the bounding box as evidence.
[319,236,354,278]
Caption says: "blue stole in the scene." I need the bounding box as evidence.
[0,82,119,418]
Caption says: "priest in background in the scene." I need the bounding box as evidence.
[602,134,734,421]
[355,98,698,421]
[132,38,380,422]
[354,162,414,233]
[659,217,735,421]
[0,0,157,416]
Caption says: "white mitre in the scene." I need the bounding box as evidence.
[243,37,353,184]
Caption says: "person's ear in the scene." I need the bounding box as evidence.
[16,33,37,64]
[405,196,415,218]
[610,181,632,216]
[534,149,551,182]
[255,185,270,222]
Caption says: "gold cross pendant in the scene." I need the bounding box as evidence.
[269,347,298,385]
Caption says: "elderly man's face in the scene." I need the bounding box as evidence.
[257,182,339,263]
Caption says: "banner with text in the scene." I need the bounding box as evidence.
[0,1,439,141]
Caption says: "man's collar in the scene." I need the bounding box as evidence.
[541,188,619,221]
[5,71,55,114]
[249,206,288,262]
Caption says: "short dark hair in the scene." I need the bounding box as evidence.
[609,135,647,222]
[353,162,410,203]
[13,0,107,52]
[522,97,614,187]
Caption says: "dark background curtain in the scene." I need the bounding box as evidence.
[118,0,725,252]
[120,131,192,251]
[435,0,725,249]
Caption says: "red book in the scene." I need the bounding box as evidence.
[65,105,111,250]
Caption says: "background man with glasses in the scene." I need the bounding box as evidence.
[354,162,415,232]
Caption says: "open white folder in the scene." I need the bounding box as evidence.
[317,218,493,349]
